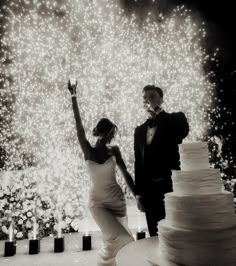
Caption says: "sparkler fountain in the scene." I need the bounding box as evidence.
[136,213,146,240]
[29,218,40,254]
[4,222,16,256]
[82,214,92,251]
[54,212,64,253]
[0,0,217,240]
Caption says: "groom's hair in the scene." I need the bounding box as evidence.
[93,118,117,137]
[143,85,163,98]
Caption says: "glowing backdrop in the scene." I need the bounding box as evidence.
[0,0,217,232]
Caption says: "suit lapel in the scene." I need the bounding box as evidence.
[139,123,148,160]
[137,112,167,160]
[150,111,166,145]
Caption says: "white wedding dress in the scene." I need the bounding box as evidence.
[86,156,134,266]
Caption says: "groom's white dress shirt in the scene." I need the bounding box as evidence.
[146,109,164,145]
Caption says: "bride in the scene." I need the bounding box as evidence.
[68,80,135,266]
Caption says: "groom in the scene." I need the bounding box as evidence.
[134,85,189,236]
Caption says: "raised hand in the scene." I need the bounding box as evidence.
[68,79,91,159]
[68,79,77,95]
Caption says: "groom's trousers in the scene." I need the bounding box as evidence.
[142,178,172,237]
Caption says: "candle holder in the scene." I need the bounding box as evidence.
[82,235,91,251]
[136,231,146,240]
[29,239,40,255]
[54,237,64,253]
[4,240,16,257]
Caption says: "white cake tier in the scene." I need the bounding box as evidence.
[172,168,223,195]
[158,220,236,266]
[164,191,236,230]
[180,142,210,170]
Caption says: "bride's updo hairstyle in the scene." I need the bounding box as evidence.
[93,118,117,137]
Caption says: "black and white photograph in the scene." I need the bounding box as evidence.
[0,0,236,265]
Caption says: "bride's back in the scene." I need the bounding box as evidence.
[86,156,116,187]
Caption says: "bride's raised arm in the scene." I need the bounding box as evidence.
[68,80,91,159]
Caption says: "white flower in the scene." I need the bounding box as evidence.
[27,212,32,217]
[16,203,21,208]
[0,191,4,197]
[71,218,80,231]
[11,187,17,193]
[26,221,32,228]
[16,232,23,239]
[10,197,15,202]
[65,217,72,224]
[2,225,8,234]
[18,219,23,225]
[12,211,18,217]
[46,223,49,228]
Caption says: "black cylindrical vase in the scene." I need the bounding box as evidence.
[4,240,16,257]
[29,239,40,255]
[54,237,64,253]
[136,231,146,240]
[82,235,91,251]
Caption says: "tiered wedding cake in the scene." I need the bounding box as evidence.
[158,142,236,266]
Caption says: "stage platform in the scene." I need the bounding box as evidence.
[117,235,160,266]
[0,199,148,265]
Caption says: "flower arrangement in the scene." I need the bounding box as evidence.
[0,169,86,240]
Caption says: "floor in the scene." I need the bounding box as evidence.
[117,236,160,266]
[0,199,148,266]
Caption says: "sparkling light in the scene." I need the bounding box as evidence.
[8,222,14,241]
[32,219,38,239]
[57,213,62,238]
[1,0,217,209]
[137,212,145,232]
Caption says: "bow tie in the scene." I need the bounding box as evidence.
[146,117,158,128]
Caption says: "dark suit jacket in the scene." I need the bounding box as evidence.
[134,111,189,195]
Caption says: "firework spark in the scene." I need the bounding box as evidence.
[1,0,216,205]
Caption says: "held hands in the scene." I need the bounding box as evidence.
[68,79,77,96]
